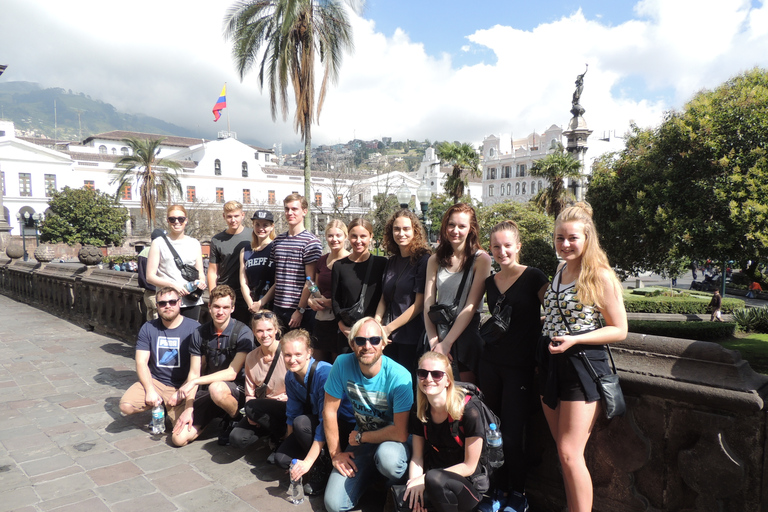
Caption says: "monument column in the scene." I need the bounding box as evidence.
[563,65,593,201]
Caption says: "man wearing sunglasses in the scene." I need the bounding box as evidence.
[119,287,200,429]
[323,317,413,512]
[171,285,254,447]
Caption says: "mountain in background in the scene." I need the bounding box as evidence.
[0,81,269,148]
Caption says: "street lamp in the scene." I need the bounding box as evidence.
[15,212,28,261]
[417,176,433,240]
[396,179,411,209]
[426,218,433,244]
[31,212,44,245]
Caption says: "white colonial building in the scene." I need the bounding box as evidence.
[481,125,564,206]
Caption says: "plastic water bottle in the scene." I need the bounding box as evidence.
[185,280,199,293]
[306,277,322,298]
[287,459,305,504]
[487,423,503,468]
[151,403,165,434]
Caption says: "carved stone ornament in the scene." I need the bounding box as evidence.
[34,244,56,263]
[77,245,103,266]
[5,243,24,260]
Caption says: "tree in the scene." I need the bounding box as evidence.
[529,143,582,219]
[436,142,480,204]
[368,192,400,250]
[110,137,182,229]
[587,68,768,280]
[41,187,129,246]
[224,0,360,230]
[476,200,558,277]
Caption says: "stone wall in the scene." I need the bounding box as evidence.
[1,256,767,511]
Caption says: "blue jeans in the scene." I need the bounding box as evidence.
[324,441,410,512]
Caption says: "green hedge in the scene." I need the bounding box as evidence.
[623,293,743,314]
[628,320,736,341]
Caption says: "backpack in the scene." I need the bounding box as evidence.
[199,320,246,378]
[422,382,502,493]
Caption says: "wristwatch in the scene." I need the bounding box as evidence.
[355,431,363,445]
[297,307,306,314]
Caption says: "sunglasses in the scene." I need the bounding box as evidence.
[168,216,187,224]
[157,299,180,307]
[417,369,446,381]
[253,312,275,320]
[353,336,382,347]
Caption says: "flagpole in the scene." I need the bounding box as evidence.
[225,82,231,134]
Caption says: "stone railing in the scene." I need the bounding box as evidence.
[2,257,768,511]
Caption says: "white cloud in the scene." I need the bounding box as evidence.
[1,0,767,156]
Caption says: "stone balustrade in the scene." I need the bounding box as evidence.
[1,256,767,511]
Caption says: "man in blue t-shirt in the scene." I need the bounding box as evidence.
[323,317,413,512]
[171,285,254,447]
[119,287,200,428]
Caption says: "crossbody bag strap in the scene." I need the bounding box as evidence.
[452,254,475,308]
[161,234,187,273]
[356,255,375,309]
[262,345,282,388]
[553,265,575,336]
[305,359,318,405]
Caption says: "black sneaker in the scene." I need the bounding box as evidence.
[218,418,236,446]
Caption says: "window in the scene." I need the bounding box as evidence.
[268,190,276,205]
[522,182,526,195]
[214,159,222,176]
[336,194,343,207]
[84,180,95,191]
[516,164,527,177]
[506,183,511,195]
[243,189,251,204]
[186,186,196,202]
[216,187,224,203]
[500,184,505,196]
[531,181,536,195]
[121,147,129,155]
[515,183,520,195]
[44,174,56,197]
[99,145,107,154]
[504,166,511,179]
[490,168,496,180]
[242,161,248,177]
[488,185,494,197]
[315,192,322,207]
[358,193,363,206]
[120,184,132,200]
[538,180,543,192]
[111,148,117,155]
[19,173,32,196]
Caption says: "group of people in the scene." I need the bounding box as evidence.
[120,193,627,512]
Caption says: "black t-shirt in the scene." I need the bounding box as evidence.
[409,395,485,473]
[381,253,430,345]
[332,255,387,326]
[189,319,255,384]
[209,229,252,290]
[482,267,548,367]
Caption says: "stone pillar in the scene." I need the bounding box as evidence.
[563,115,592,201]
[0,188,11,252]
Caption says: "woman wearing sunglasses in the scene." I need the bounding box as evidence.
[404,351,485,512]
[375,209,431,377]
[239,210,276,314]
[273,328,356,495]
[424,203,491,383]
[229,310,288,450]
[479,220,549,512]
[146,205,206,320]
[332,218,387,341]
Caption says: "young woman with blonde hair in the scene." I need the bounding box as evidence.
[538,202,627,512]
[239,210,276,314]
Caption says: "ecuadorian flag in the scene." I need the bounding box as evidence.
[212,85,227,121]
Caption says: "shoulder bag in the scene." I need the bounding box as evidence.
[478,283,513,346]
[339,256,374,326]
[253,346,282,400]
[427,256,473,326]
[161,235,203,301]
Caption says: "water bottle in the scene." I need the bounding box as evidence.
[287,459,305,504]
[185,280,199,293]
[306,277,322,298]
[487,423,503,468]
[151,403,166,434]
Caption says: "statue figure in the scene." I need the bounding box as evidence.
[571,64,588,117]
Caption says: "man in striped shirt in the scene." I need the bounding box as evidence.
[270,193,322,332]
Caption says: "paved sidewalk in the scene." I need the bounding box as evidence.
[0,294,339,512]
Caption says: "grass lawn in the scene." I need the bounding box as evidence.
[717,333,768,375]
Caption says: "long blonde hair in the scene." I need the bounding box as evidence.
[556,202,622,310]
[416,352,467,423]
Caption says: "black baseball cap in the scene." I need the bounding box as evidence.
[251,210,274,222]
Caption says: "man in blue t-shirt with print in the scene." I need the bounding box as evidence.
[119,287,200,428]
[323,317,413,512]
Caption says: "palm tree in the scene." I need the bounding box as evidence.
[436,142,480,204]
[110,137,182,229]
[224,0,358,230]
[529,144,582,219]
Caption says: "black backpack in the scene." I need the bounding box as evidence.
[422,382,502,493]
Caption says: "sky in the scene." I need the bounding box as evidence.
[2,0,768,160]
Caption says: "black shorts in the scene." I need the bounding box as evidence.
[192,381,245,427]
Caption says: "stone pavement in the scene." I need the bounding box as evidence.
[0,294,348,512]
